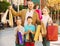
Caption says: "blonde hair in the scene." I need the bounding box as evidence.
[42,6,50,13]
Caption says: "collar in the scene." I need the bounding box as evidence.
[27,9,34,12]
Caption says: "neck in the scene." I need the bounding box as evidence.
[18,25,21,27]
[28,23,32,25]
[43,13,49,16]
[29,9,33,11]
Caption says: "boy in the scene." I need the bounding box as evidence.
[24,16,35,46]
[15,16,25,46]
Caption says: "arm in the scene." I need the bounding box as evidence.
[48,16,53,25]
[30,31,35,34]
[9,6,22,16]
[35,12,41,25]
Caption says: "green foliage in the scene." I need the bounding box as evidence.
[19,5,27,10]
[0,1,10,12]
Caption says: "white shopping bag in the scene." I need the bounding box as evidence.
[1,9,8,23]
[39,32,43,42]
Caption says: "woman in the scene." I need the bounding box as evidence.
[34,4,42,20]
[41,7,52,46]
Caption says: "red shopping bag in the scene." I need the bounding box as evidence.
[25,42,34,46]
[46,24,58,41]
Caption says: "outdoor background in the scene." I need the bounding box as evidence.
[0,0,60,46]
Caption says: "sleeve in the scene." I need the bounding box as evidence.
[48,16,53,23]
[39,9,42,20]
[21,27,25,35]
[11,7,22,16]
[36,12,41,25]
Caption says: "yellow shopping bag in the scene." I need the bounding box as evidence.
[41,22,47,37]
[34,25,42,41]
[9,10,13,27]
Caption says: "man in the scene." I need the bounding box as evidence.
[9,1,40,26]
[9,1,41,45]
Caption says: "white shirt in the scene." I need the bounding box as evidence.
[24,9,34,26]
[15,26,25,35]
[42,15,52,27]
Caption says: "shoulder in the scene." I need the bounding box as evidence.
[22,9,27,11]
[33,9,38,14]
[20,9,27,12]
[21,26,24,28]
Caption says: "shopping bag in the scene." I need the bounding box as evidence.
[17,32,23,44]
[1,9,8,23]
[46,23,58,41]
[39,32,43,42]
[9,10,13,27]
[34,25,41,41]
[41,22,47,37]
[25,42,34,46]
[29,32,34,42]
[35,41,43,46]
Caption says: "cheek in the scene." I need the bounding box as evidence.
[20,22,22,24]
[43,11,46,13]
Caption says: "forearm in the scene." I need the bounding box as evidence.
[11,8,19,16]
[24,32,28,35]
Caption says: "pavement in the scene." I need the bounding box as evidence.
[50,35,60,46]
[0,27,60,46]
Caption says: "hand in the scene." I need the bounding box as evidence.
[8,6,12,10]
[28,30,31,32]
[27,30,31,34]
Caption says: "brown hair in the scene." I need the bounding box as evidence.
[27,16,32,20]
[34,4,39,9]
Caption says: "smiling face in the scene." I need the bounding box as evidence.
[42,9,48,14]
[28,1,34,10]
[27,18,32,24]
[42,7,50,14]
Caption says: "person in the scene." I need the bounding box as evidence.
[34,4,43,46]
[24,16,35,46]
[9,1,41,45]
[15,16,25,46]
[9,1,40,26]
[34,4,42,20]
[41,7,52,46]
